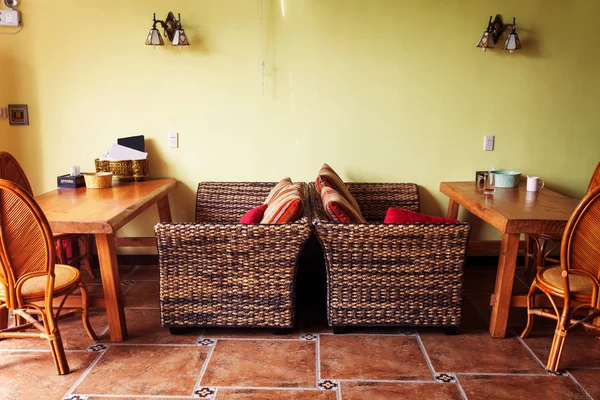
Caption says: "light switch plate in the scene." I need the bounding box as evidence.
[484,135,494,151]
[0,10,20,26]
[0,107,6,119]
[168,132,178,148]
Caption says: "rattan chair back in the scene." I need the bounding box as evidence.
[0,152,33,195]
[345,182,420,221]
[0,179,55,308]
[195,182,277,223]
[561,186,600,284]
[586,161,600,194]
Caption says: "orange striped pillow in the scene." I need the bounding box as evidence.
[315,163,362,212]
[261,181,304,224]
[321,186,366,223]
[264,177,293,205]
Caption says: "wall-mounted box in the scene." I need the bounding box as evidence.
[0,10,20,27]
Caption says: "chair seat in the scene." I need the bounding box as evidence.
[538,265,593,295]
[0,264,80,299]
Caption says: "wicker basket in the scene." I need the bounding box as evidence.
[94,158,149,181]
[132,159,149,181]
[83,172,113,188]
[94,159,110,173]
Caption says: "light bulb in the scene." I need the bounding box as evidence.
[509,49,514,54]
[152,45,156,50]
[482,47,486,52]
[179,45,183,50]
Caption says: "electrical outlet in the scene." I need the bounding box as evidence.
[0,107,6,119]
[168,132,178,148]
[484,135,494,151]
[0,10,20,27]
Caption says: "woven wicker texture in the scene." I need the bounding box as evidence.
[539,266,592,294]
[344,182,420,221]
[156,182,312,328]
[310,182,470,328]
[0,187,51,282]
[0,152,33,196]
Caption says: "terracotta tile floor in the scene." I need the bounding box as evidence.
[0,264,598,400]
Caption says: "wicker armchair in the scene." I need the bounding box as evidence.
[310,182,471,333]
[155,182,312,331]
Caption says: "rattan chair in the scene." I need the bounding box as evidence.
[0,179,96,375]
[0,152,96,279]
[155,182,312,332]
[310,182,471,334]
[525,161,600,275]
[521,186,600,372]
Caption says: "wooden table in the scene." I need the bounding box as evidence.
[35,178,177,341]
[440,181,580,338]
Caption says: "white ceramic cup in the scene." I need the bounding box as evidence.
[527,176,544,192]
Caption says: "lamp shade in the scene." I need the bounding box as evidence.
[476,31,495,52]
[172,28,190,48]
[503,32,521,53]
[145,28,164,47]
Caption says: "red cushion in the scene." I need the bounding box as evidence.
[384,208,459,224]
[240,204,268,224]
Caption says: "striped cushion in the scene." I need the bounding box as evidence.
[316,163,362,212]
[321,186,366,223]
[264,177,293,205]
[261,181,304,224]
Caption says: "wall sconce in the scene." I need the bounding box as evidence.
[476,15,521,53]
[145,12,190,50]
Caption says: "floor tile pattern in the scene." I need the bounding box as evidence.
[0,264,597,400]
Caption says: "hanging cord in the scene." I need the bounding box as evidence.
[0,21,23,34]
[257,0,265,96]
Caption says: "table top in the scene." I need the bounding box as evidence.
[35,178,178,235]
[439,181,581,235]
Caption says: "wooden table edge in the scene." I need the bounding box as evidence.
[439,181,508,232]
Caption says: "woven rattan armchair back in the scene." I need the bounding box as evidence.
[0,179,54,308]
[195,182,280,223]
[0,152,33,195]
[561,186,600,289]
[586,161,600,195]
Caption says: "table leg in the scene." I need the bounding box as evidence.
[157,196,172,222]
[489,232,520,338]
[447,199,460,219]
[96,233,127,341]
[0,308,8,330]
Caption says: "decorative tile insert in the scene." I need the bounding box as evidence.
[63,396,88,400]
[398,329,417,336]
[86,343,109,352]
[193,386,217,398]
[434,372,457,383]
[197,338,216,347]
[318,379,339,391]
[300,333,318,341]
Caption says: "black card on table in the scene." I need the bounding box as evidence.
[117,135,145,152]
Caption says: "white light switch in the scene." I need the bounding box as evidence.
[168,132,178,148]
[0,10,20,27]
[484,135,494,151]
